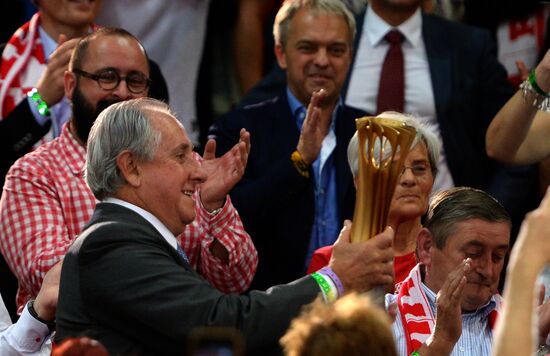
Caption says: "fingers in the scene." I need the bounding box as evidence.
[304,89,326,129]
[239,128,251,154]
[303,106,322,133]
[202,139,217,160]
[237,131,250,168]
[515,60,529,80]
[309,88,326,108]
[57,33,68,46]
[374,226,394,249]
[440,258,470,302]
[334,220,352,245]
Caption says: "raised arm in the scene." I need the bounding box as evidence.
[492,187,550,356]
[486,49,550,165]
[415,259,470,356]
[178,144,258,294]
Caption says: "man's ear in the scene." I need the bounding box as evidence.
[274,43,288,70]
[417,228,433,266]
[116,150,141,187]
[64,70,76,101]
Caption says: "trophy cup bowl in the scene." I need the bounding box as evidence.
[350,116,417,304]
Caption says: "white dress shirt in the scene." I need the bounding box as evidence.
[0,294,51,356]
[346,5,454,194]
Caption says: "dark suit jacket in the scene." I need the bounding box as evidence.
[209,93,365,290]
[55,202,319,356]
[0,41,169,190]
[239,10,540,236]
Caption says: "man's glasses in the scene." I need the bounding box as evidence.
[72,68,152,94]
[400,163,431,178]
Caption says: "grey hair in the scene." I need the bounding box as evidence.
[347,111,440,178]
[425,187,511,249]
[85,98,169,200]
[274,0,357,48]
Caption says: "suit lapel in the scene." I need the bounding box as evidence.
[423,13,452,122]
[272,93,302,156]
[92,203,192,270]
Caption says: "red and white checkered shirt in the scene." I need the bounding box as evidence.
[0,125,258,311]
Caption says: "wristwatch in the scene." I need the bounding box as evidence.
[28,300,56,332]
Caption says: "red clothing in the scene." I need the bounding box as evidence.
[307,245,417,290]
[393,252,417,293]
[0,125,258,311]
[307,245,332,274]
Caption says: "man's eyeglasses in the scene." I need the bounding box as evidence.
[400,163,431,178]
[72,68,152,94]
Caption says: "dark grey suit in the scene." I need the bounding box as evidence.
[55,202,319,356]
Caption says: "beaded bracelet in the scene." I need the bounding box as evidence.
[27,88,51,116]
[310,272,337,303]
[520,77,550,112]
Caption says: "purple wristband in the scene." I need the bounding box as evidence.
[319,266,344,297]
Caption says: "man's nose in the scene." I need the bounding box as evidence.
[473,254,495,280]
[191,161,208,184]
[314,48,329,67]
[111,79,132,99]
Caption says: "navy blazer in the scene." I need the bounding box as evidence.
[55,203,319,356]
[209,93,366,290]
[239,10,540,236]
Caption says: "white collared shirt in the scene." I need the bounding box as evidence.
[0,294,51,356]
[346,5,454,194]
[103,197,179,252]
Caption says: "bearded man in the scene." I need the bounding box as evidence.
[0,27,258,313]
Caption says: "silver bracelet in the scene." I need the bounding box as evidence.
[536,343,550,356]
[520,79,550,112]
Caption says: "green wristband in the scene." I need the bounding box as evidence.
[529,69,547,96]
[311,272,336,302]
[410,351,420,356]
[27,88,50,116]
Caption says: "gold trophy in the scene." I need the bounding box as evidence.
[350,116,417,303]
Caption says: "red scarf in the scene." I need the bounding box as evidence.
[0,13,45,119]
[397,264,501,355]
